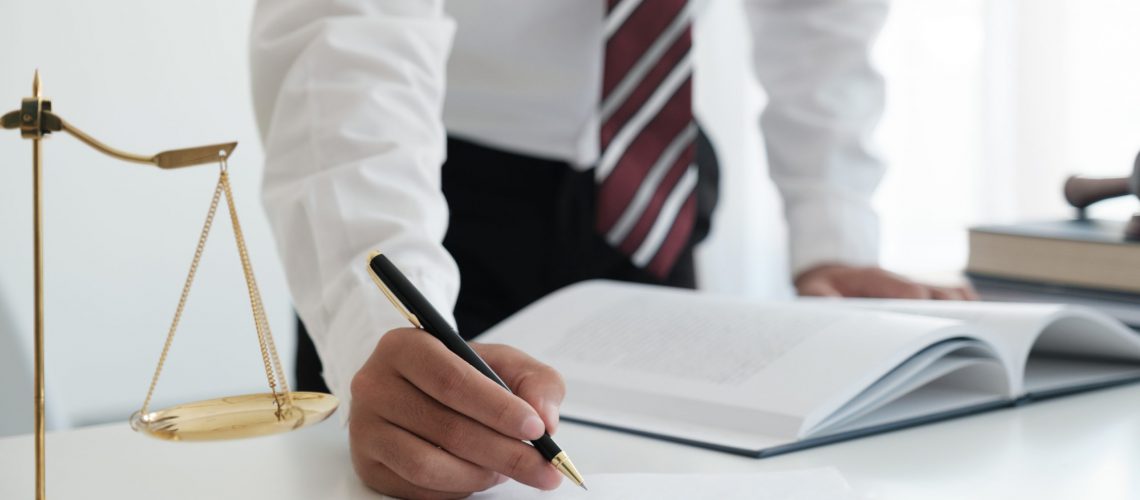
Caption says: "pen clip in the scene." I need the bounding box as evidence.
[366,251,425,330]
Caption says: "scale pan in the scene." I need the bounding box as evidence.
[130,392,338,441]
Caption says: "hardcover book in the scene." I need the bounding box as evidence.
[480,281,1140,457]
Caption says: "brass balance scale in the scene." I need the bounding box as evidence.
[1,72,339,499]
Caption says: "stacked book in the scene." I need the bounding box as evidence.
[967,218,1140,329]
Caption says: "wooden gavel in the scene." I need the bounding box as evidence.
[1063,150,1140,240]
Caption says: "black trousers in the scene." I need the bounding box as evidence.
[295,133,720,393]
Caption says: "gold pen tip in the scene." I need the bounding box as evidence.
[579,483,588,491]
[551,451,586,491]
[33,69,41,97]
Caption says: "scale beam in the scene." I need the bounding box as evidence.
[2,109,237,168]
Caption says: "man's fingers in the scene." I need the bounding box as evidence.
[930,286,963,300]
[869,271,933,299]
[350,330,562,498]
[796,279,842,297]
[837,268,929,299]
[794,265,982,301]
[384,330,546,441]
[353,417,502,494]
[860,270,980,301]
[353,458,493,500]
[354,461,466,500]
[475,343,566,433]
[380,378,564,490]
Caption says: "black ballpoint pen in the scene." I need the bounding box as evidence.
[366,251,587,490]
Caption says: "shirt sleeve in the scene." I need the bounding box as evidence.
[249,0,459,418]
[744,0,890,277]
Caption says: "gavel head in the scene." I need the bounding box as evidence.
[1063,150,1140,240]
[1133,151,1140,196]
[1063,150,1140,210]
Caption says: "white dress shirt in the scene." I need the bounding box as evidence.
[249,0,888,411]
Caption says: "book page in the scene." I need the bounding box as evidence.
[806,298,1062,357]
[1023,357,1140,394]
[818,298,1140,394]
[480,281,977,444]
[810,338,1007,435]
[468,469,856,500]
[545,295,842,386]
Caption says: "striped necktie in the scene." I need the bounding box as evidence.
[596,0,697,279]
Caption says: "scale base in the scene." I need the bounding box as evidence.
[130,392,338,441]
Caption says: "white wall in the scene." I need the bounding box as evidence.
[0,0,291,430]
[873,0,1140,275]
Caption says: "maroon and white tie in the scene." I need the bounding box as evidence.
[597,0,697,279]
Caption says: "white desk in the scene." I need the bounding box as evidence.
[2,384,1139,499]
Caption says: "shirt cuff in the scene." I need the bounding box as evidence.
[785,194,881,278]
[313,253,458,426]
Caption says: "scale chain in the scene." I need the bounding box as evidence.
[218,159,295,411]
[139,159,294,419]
[139,167,225,416]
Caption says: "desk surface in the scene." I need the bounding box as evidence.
[2,384,1139,499]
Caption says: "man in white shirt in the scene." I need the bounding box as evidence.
[251,0,973,497]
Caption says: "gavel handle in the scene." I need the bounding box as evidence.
[1128,214,1140,241]
[1064,175,1132,209]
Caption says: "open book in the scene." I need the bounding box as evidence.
[479,281,1140,457]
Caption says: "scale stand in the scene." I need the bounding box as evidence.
[1,71,337,499]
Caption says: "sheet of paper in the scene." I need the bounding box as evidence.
[468,469,857,500]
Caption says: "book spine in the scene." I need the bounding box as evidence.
[967,230,1140,294]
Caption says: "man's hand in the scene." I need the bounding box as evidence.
[349,328,566,499]
[795,264,978,300]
